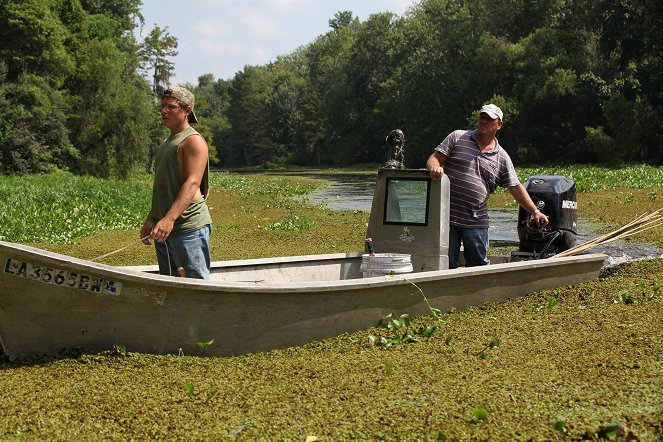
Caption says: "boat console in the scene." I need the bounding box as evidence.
[366,168,450,272]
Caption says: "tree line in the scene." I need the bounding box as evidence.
[0,0,179,178]
[1,0,661,178]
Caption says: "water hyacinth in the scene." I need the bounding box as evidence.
[517,164,663,192]
[0,171,151,244]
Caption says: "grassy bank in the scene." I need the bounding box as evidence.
[0,167,661,440]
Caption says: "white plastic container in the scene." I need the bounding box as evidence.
[360,253,413,278]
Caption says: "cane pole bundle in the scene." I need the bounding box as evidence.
[554,208,663,258]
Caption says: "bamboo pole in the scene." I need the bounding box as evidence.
[554,209,663,258]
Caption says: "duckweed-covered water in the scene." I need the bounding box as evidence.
[1,259,661,440]
[0,173,661,440]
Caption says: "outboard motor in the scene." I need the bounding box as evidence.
[517,175,577,257]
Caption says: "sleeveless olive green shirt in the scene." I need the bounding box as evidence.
[151,126,212,234]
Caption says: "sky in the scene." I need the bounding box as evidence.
[138,0,419,85]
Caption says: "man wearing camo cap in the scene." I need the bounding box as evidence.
[141,86,213,279]
[426,103,548,269]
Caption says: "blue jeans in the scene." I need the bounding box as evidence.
[448,225,490,269]
[155,224,211,279]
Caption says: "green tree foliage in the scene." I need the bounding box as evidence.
[0,0,74,86]
[386,0,479,163]
[271,49,327,166]
[78,0,143,34]
[0,0,165,178]
[329,10,354,30]
[584,0,663,163]
[68,39,158,178]
[226,66,271,167]
[204,2,662,168]
[0,74,76,174]
[304,17,357,166]
[261,55,307,166]
[2,1,662,176]
[0,0,76,175]
[138,25,178,95]
[190,74,228,166]
[340,12,404,164]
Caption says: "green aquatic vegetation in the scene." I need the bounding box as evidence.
[472,407,490,422]
[474,337,501,359]
[196,339,215,352]
[204,387,220,404]
[522,296,560,313]
[614,281,661,305]
[554,419,567,433]
[616,292,637,305]
[214,174,317,198]
[208,172,257,191]
[7,424,33,436]
[0,171,151,244]
[369,278,444,348]
[215,174,318,210]
[368,311,440,348]
[535,297,558,312]
[578,289,601,310]
[368,309,441,348]
[223,222,239,231]
[0,171,321,245]
[111,344,127,356]
[584,422,638,440]
[257,216,314,231]
[184,382,219,404]
[1,168,662,440]
[185,382,195,396]
[0,258,661,440]
[639,282,660,301]
[598,422,621,438]
[369,313,416,347]
[516,164,663,192]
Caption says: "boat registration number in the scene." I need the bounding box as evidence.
[3,258,122,296]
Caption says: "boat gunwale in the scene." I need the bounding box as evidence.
[1,240,607,293]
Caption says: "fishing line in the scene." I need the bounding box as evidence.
[91,235,178,277]
[91,236,151,262]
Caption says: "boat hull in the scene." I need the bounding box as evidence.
[0,241,605,359]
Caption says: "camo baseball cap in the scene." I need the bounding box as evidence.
[162,86,198,124]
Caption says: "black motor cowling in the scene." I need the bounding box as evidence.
[517,175,577,255]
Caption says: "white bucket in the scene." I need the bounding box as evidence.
[360,253,413,278]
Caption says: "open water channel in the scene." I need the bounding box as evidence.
[300,174,663,267]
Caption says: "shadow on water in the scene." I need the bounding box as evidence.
[300,174,663,267]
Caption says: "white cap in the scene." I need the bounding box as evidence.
[479,104,503,121]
